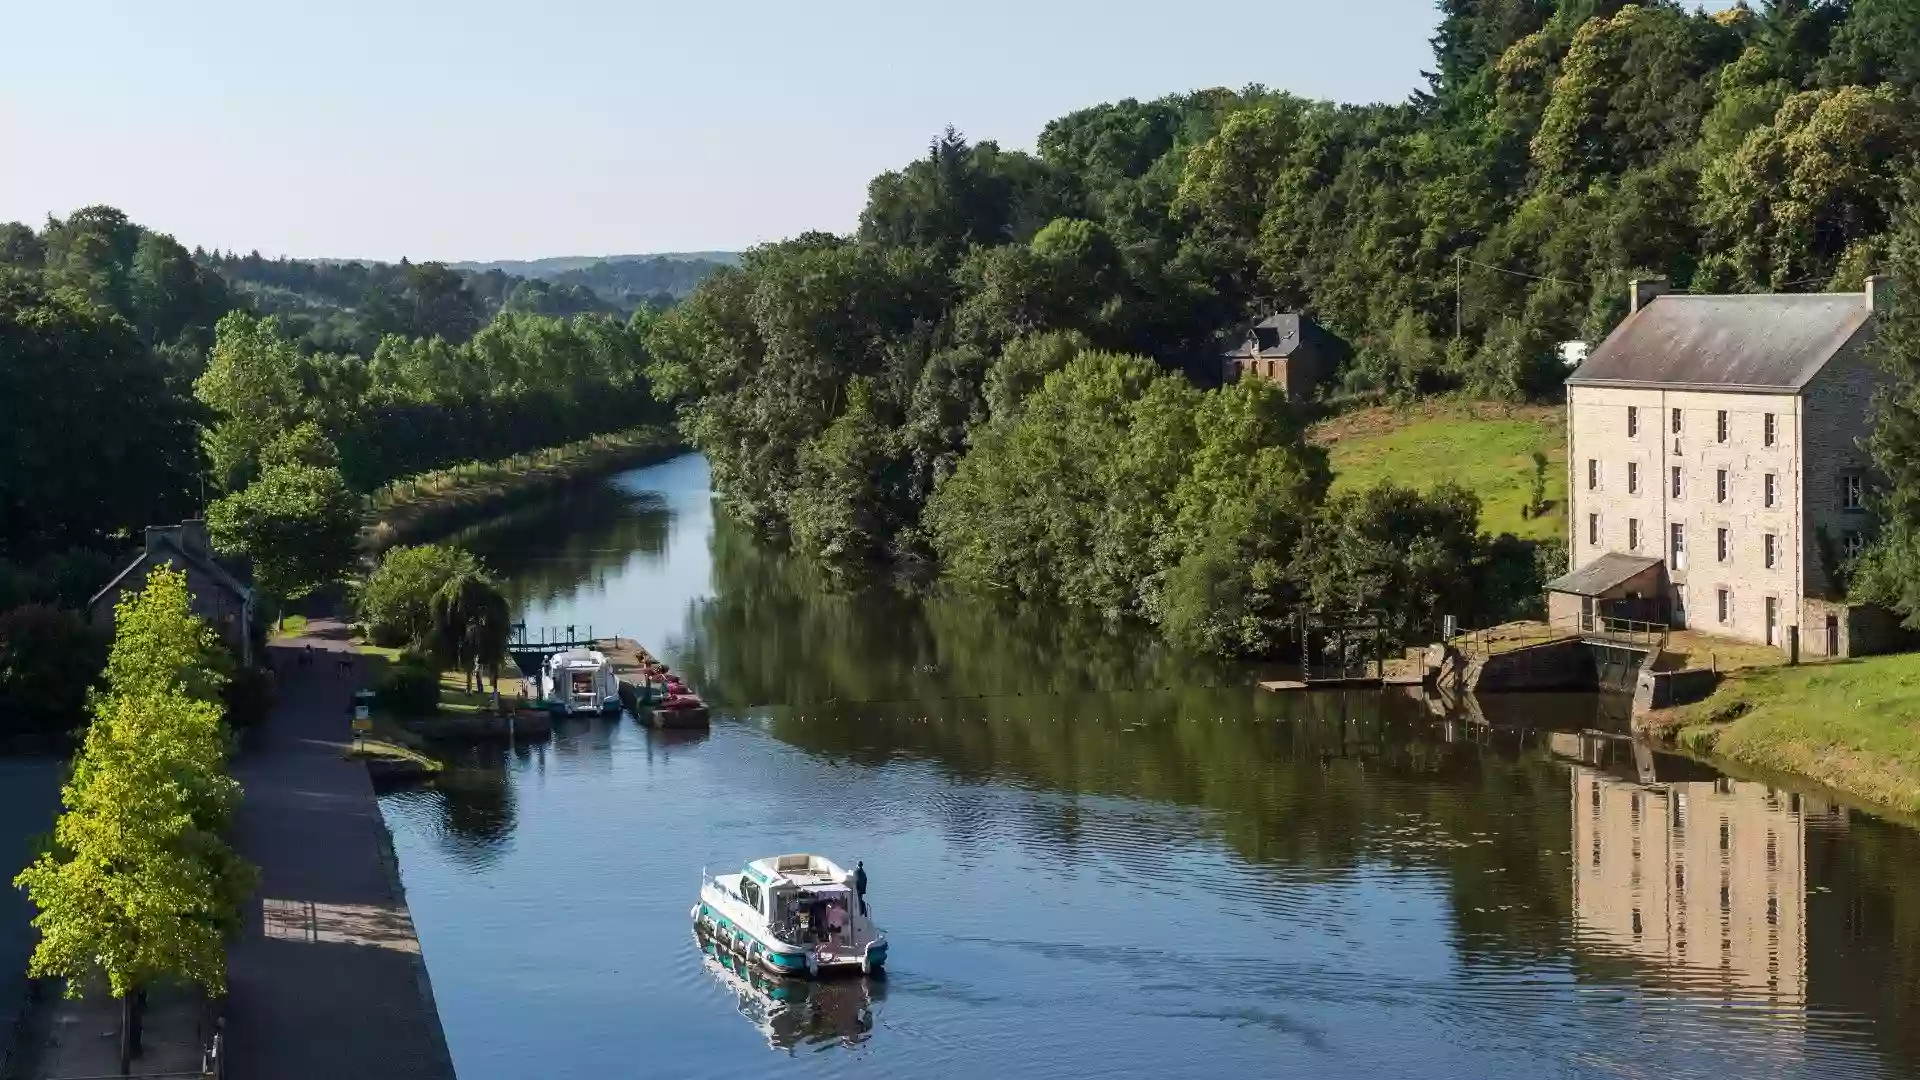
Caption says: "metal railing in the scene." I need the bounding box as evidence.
[1452,614,1669,658]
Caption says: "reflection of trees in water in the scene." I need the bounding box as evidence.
[388,742,520,871]
[448,480,672,614]
[670,515,1237,710]
[1805,808,1920,1073]
[764,689,1578,964]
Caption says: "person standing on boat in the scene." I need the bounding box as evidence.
[854,861,868,916]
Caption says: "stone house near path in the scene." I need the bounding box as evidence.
[1549,276,1900,659]
[87,519,257,667]
[1221,313,1341,400]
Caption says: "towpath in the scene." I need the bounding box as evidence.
[223,617,457,1079]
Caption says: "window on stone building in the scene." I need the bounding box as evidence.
[1671,523,1687,570]
[1717,410,1728,443]
[1717,528,1730,562]
[1672,407,1683,435]
[1587,458,1598,491]
[1588,513,1599,547]
[1628,518,1641,551]
[1764,413,1776,447]
[1844,530,1864,558]
[1717,588,1730,625]
[1764,473,1777,508]
[1671,466,1683,499]
[1842,473,1864,510]
[1764,533,1777,569]
[1628,462,1639,494]
[1716,469,1728,503]
[1628,406,1639,437]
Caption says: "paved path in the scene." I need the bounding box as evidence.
[224,619,457,1080]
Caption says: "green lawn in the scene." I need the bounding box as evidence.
[1656,651,1920,815]
[1314,402,1567,541]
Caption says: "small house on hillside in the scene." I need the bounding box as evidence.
[87,520,256,666]
[1555,275,1900,658]
[1222,313,1341,400]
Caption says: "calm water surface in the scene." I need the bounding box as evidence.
[380,455,1920,1080]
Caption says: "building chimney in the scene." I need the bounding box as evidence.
[1629,277,1670,314]
[1866,274,1892,315]
[180,519,211,557]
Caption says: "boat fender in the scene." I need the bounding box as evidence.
[806,953,820,978]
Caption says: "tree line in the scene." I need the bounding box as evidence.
[650,0,1920,652]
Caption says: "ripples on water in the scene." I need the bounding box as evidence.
[375,458,1920,1080]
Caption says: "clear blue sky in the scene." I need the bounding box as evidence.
[0,0,1440,262]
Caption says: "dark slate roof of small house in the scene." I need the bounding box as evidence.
[1224,313,1309,359]
[1544,553,1664,598]
[86,536,253,612]
[1567,293,1872,391]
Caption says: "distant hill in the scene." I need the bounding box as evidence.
[447,252,740,277]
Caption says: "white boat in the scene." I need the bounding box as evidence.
[692,854,888,977]
[539,648,620,716]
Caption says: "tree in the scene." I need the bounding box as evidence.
[1292,482,1486,647]
[0,273,202,558]
[1853,187,1920,623]
[429,565,512,692]
[196,312,309,491]
[206,464,361,611]
[1700,86,1920,289]
[13,569,253,1074]
[357,544,482,649]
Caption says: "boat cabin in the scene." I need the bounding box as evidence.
[741,855,857,947]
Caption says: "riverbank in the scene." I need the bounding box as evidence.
[223,622,457,1079]
[1641,650,1920,815]
[364,426,682,553]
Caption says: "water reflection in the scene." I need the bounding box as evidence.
[1556,734,1812,1002]
[380,456,1920,1080]
[696,934,880,1053]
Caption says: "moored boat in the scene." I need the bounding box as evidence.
[540,649,620,716]
[650,693,710,728]
[693,854,887,978]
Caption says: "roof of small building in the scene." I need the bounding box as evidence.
[1225,313,1309,359]
[1567,293,1872,391]
[1544,553,1664,597]
[87,535,253,613]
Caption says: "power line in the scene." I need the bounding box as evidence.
[1454,254,1591,288]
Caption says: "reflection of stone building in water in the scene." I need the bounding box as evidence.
[1564,742,1823,1002]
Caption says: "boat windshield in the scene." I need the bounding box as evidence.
[769,885,855,945]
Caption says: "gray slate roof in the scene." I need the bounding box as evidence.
[1225,313,1308,359]
[1544,553,1663,597]
[1567,293,1872,391]
[86,536,253,613]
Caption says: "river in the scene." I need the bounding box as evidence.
[379,454,1920,1080]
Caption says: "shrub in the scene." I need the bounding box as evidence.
[378,651,442,715]
[0,604,108,738]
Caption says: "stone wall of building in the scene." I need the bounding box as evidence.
[1800,334,1886,601]
[1568,384,1801,643]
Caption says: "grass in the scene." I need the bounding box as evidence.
[350,634,529,717]
[1653,629,1794,673]
[269,614,310,640]
[345,737,444,773]
[1647,651,1920,815]
[1312,399,1566,541]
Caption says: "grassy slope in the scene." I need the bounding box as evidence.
[1312,401,1567,541]
[1648,652,1920,815]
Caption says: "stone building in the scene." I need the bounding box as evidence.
[1550,277,1897,658]
[87,519,256,667]
[1221,313,1340,400]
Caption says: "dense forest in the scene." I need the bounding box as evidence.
[648,0,1920,654]
[0,206,670,619]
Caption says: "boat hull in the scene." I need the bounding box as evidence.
[692,899,886,978]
